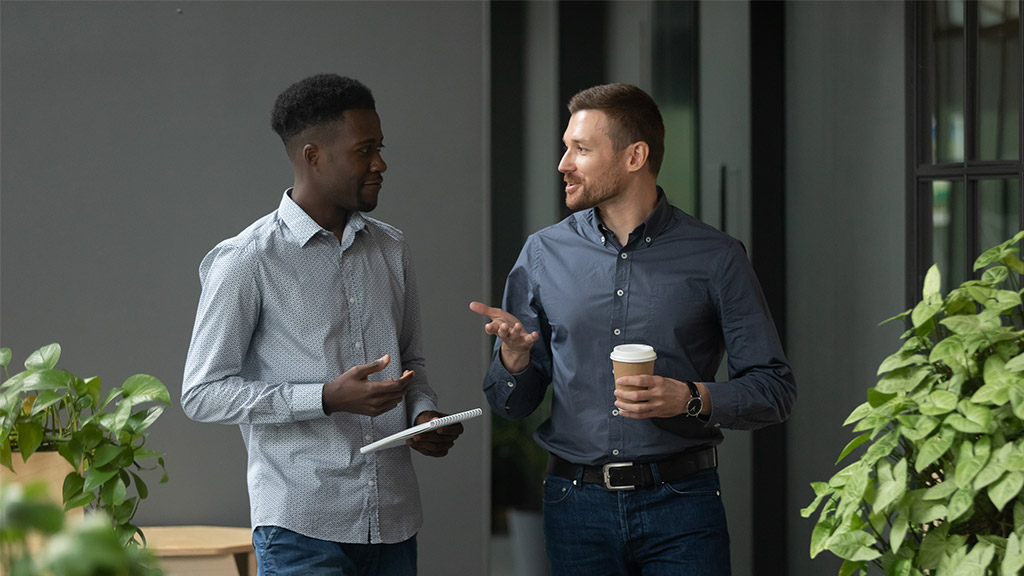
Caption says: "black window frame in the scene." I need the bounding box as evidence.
[906,0,1024,305]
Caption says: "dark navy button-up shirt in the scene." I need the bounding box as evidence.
[484,190,796,466]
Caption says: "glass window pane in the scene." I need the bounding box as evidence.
[922,0,966,164]
[931,180,966,292]
[979,178,1021,251]
[978,1,1021,161]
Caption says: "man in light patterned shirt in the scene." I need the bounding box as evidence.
[182,74,464,576]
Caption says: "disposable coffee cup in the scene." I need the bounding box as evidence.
[610,344,657,402]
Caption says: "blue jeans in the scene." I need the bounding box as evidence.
[542,467,731,576]
[252,526,416,576]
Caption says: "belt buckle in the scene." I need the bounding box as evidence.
[602,462,636,491]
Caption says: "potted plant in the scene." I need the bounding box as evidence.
[1,480,160,575]
[803,231,1024,575]
[0,343,170,547]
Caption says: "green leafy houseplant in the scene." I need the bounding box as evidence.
[0,344,170,546]
[803,231,1024,576]
[1,481,160,576]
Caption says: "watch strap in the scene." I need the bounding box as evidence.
[684,381,702,417]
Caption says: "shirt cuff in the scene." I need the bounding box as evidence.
[406,395,439,427]
[702,381,736,429]
[486,356,518,410]
[292,382,329,421]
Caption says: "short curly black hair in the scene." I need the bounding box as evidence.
[270,74,376,147]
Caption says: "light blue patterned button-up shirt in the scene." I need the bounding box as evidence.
[182,190,437,544]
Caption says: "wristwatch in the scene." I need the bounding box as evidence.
[684,381,703,417]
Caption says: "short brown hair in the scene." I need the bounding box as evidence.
[568,83,665,176]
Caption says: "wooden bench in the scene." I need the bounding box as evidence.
[139,526,256,576]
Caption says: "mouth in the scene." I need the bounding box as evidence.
[362,179,384,189]
[564,180,581,194]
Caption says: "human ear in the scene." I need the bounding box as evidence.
[302,143,319,167]
[626,142,649,173]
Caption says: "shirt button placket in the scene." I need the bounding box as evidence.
[611,249,630,342]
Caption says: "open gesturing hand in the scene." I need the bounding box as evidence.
[469,301,539,373]
[322,354,413,416]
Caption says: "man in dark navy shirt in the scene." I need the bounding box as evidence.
[471,83,796,575]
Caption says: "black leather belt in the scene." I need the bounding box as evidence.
[547,447,718,491]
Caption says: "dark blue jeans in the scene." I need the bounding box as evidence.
[252,526,417,576]
[542,467,731,576]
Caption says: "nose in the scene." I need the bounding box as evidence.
[558,150,573,174]
[372,151,387,173]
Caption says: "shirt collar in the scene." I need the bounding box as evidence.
[578,186,673,248]
[278,189,366,247]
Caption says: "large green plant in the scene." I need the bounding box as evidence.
[0,344,170,546]
[803,231,1024,576]
[1,481,160,576]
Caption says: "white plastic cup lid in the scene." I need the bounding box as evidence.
[609,344,657,363]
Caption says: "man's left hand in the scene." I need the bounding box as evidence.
[614,375,690,419]
[406,410,465,457]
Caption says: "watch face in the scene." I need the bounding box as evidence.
[687,397,702,417]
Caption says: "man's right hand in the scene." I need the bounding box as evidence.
[322,354,413,416]
[469,301,539,374]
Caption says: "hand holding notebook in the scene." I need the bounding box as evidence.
[360,408,483,454]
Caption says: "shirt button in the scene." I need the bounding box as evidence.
[612,449,620,456]
[616,289,624,297]
[368,480,376,487]
[349,297,355,304]
[355,342,362,349]
[612,409,619,416]
[507,381,515,388]
[714,423,721,428]
[601,236,606,243]
[365,435,372,442]
[620,252,628,259]
[614,329,621,335]
[645,236,652,243]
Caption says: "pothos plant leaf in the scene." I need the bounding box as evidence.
[0,343,170,548]
[806,231,1024,575]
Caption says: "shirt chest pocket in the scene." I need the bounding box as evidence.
[645,284,716,347]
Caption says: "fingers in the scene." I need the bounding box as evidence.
[469,301,497,318]
[491,321,540,348]
[350,354,391,379]
[407,426,463,457]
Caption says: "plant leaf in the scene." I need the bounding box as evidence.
[873,458,906,512]
[1003,533,1024,575]
[946,487,975,522]
[918,522,950,569]
[83,466,118,493]
[91,444,126,468]
[837,432,871,465]
[14,419,44,459]
[802,482,834,518]
[897,414,939,441]
[121,374,170,406]
[988,470,1024,512]
[916,426,956,472]
[0,348,11,369]
[922,264,942,300]
[920,390,958,415]
[827,530,882,562]
[24,343,60,370]
[843,402,874,427]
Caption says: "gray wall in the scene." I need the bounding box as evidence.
[0,2,489,574]
[785,2,907,574]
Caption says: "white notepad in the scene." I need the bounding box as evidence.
[360,408,483,454]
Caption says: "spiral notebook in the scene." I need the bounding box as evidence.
[359,408,483,454]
